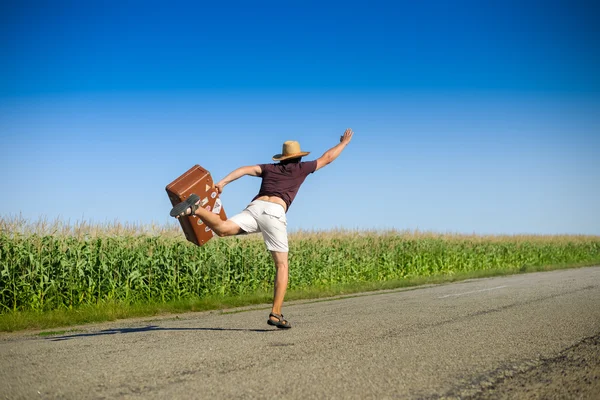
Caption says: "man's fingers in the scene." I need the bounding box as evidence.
[340,128,353,143]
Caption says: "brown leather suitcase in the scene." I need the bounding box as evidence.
[165,165,227,246]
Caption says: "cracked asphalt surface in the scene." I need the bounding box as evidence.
[1,266,599,399]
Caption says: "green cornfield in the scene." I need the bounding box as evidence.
[1,216,599,313]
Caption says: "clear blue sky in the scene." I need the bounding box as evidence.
[1,0,599,235]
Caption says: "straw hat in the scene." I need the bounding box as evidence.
[272,140,310,161]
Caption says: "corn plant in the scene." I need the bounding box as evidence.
[1,217,599,312]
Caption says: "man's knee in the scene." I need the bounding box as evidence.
[214,227,232,237]
[214,221,242,237]
[273,257,289,270]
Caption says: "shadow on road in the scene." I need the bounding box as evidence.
[47,325,274,341]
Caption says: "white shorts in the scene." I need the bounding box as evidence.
[229,200,288,252]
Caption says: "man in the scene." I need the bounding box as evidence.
[169,128,354,328]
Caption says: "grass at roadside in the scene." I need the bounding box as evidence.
[37,329,82,337]
[1,261,597,333]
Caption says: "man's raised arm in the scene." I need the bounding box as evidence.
[215,165,262,194]
[315,128,353,171]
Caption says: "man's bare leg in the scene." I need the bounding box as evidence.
[176,200,241,237]
[270,251,289,321]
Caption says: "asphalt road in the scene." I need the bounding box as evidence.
[1,267,599,399]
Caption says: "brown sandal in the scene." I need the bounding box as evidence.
[169,194,200,217]
[267,312,292,329]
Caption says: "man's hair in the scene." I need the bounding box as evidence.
[280,157,302,165]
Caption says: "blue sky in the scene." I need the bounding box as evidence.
[1,0,599,235]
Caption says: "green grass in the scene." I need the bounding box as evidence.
[1,260,597,332]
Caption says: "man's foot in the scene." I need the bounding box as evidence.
[176,201,201,218]
[267,312,292,329]
[169,194,201,218]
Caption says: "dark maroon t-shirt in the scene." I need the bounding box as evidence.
[253,160,318,210]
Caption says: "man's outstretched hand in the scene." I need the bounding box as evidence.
[340,128,353,144]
